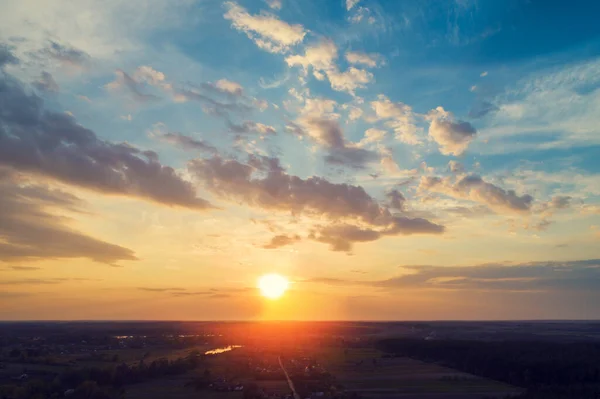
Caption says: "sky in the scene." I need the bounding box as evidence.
[0,0,599,321]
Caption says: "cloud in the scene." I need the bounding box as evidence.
[158,132,217,154]
[202,79,244,97]
[0,171,136,264]
[420,174,534,213]
[386,189,405,210]
[0,44,19,67]
[290,98,379,169]
[137,287,186,292]
[448,160,464,173]
[5,266,42,271]
[265,0,282,10]
[468,100,498,119]
[311,225,380,252]
[304,259,600,293]
[346,0,360,11]
[286,40,373,94]
[345,51,381,68]
[371,95,420,144]
[189,154,443,251]
[262,234,300,249]
[224,1,306,53]
[0,70,211,210]
[105,69,161,103]
[40,41,90,69]
[32,72,59,93]
[228,120,277,136]
[428,107,477,155]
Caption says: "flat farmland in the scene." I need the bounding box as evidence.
[319,348,521,399]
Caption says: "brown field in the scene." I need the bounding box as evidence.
[318,347,521,399]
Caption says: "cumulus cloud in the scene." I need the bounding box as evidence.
[262,234,300,249]
[345,51,381,68]
[0,169,136,264]
[289,96,379,169]
[286,40,373,94]
[189,154,443,251]
[386,189,405,210]
[224,1,306,53]
[428,107,477,155]
[420,174,534,213]
[0,70,211,209]
[371,95,420,144]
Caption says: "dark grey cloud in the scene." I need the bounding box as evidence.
[33,71,59,93]
[190,154,443,251]
[159,132,217,154]
[304,259,600,293]
[0,169,136,264]
[386,189,405,210]
[262,234,301,249]
[0,70,211,209]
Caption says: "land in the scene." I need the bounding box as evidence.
[0,321,599,399]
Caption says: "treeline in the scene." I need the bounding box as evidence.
[377,338,600,399]
[0,352,203,399]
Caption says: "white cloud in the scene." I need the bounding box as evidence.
[428,107,477,155]
[346,0,360,11]
[480,71,488,77]
[356,128,387,148]
[265,0,282,10]
[345,51,381,68]
[478,57,600,152]
[371,95,421,145]
[224,1,306,53]
[0,0,196,58]
[286,40,374,94]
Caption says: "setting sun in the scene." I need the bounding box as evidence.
[258,274,289,299]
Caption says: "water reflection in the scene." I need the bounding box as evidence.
[204,345,242,355]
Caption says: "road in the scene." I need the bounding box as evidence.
[278,356,302,399]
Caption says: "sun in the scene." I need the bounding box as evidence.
[258,274,289,299]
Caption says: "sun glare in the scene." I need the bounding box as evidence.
[258,274,289,299]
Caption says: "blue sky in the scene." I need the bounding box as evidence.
[0,0,599,320]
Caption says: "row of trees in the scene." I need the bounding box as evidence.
[377,339,600,399]
[1,351,204,399]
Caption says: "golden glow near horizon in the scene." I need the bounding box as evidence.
[258,274,289,299]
